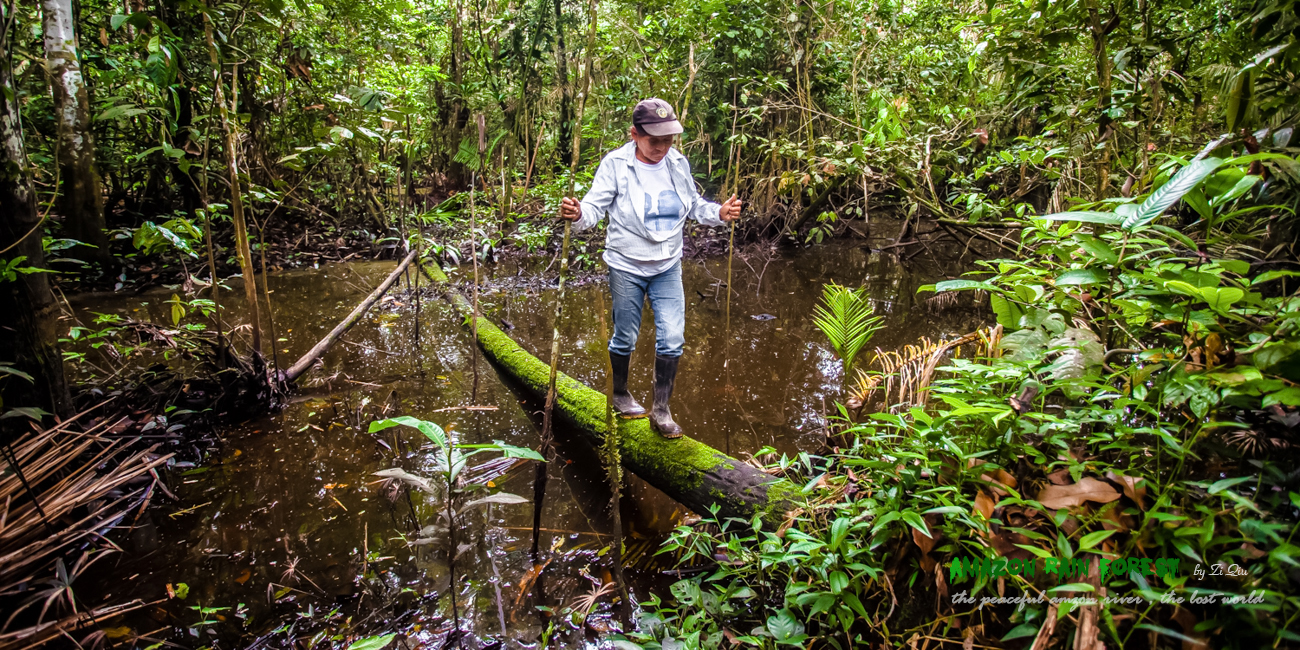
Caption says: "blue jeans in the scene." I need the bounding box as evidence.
[608,263,685,358]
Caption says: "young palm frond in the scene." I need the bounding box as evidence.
[813,283,883,377]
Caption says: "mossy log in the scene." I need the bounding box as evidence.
[418,257,801,523]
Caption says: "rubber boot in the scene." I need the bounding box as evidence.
[609,352,647,418]
[651,355,683,438]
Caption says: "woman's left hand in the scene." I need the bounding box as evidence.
[720,194,743,221]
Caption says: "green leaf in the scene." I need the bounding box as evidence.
[989,293,1024,329]
[111,14,130,30]
[1135,624,1203,647]
[1077,529,1116,550]
[1123,157,1223,231]
[1055,269,1108,286]
[934,279,999,292]
[1208,476,1252,495]
[1001,623,1039,642]
[1038,211,1122,225]
[0,365,35,383]
[347,634,396,650]
[369,416,447,448]
[901,511,931,539]
[1226,70,1253,132]
[1200,287,1243,312]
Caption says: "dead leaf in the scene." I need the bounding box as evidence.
[1106,471,1146,509]
[973,490,996,520]
[1036,477,1121,510]
[1171,607,1209,650]
[912,526,936,555]
[1046,468,1072,485]
[235,569,251,584]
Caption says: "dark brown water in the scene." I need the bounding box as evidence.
[73,238,980,648]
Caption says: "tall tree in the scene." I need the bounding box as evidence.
[41,0,111,265]
[1,8,72,428]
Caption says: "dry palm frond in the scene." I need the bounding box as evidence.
[1223,429,1290,456]
[851,327,998,410]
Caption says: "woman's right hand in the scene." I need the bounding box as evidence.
[559,197,581,221]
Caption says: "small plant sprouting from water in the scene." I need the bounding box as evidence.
[812,283,882,377]
[368,416,543,636]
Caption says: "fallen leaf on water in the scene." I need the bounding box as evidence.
[1036,477,1120,510]
[235,569,251,584]
[103,626,132,640]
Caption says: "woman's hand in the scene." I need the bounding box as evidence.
[559,197,581,221]
[720,194,743,221]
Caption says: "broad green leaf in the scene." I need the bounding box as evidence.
[1200,286,1244,312]
[1123,157,1223,231]
[989,293,1023,329]
[1055,269,1108,286]
[935,279,999,293]
[1077,529,1116,550]
[1208,476,1252,495]
[1038,211,1122,225]
[347,634,396,650]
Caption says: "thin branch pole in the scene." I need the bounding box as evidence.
[534,0,598,562]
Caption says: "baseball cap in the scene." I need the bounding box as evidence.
[632,98,684,136]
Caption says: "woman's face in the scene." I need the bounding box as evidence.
[629,126,673,164]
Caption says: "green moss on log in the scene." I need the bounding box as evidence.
[418,257,802,522]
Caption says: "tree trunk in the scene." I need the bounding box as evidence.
[203,9,262,355]
[1086,0,1114,199]
[1,38,72,433]
[417,258,801,523]
[552,0,572,169]
[41,0,111,266]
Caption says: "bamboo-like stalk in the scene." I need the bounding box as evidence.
[202,7,261,355]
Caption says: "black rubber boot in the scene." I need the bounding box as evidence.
[651,354,683,438]
[609,352,647,418]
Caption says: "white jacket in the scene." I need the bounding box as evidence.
[574,142,724,266]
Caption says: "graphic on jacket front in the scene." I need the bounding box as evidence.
[644,189,683,232]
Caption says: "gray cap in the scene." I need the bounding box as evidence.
[632,98,683,136]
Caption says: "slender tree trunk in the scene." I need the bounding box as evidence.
[1086,0,1114,199]
[203,9,262,355]
[41,0,110,265]
[552,0,572,168]
[1,31,72,431]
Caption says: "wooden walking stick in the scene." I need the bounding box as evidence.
[724,90,741,363]
[533,0,599,562]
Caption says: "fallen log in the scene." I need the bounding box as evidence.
[284,248,420,383]
[417,257,801,523]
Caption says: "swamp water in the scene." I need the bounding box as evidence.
[76,239,980,648]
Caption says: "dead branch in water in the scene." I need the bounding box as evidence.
[283,248,420,383]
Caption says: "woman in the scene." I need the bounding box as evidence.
[559,98,742,438]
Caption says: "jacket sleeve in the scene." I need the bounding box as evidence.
[575,156,618,232]
[681,158,724,227]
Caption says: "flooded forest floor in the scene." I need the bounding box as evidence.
[42,221,991,648]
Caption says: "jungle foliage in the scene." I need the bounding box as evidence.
[3,0,1300,646]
